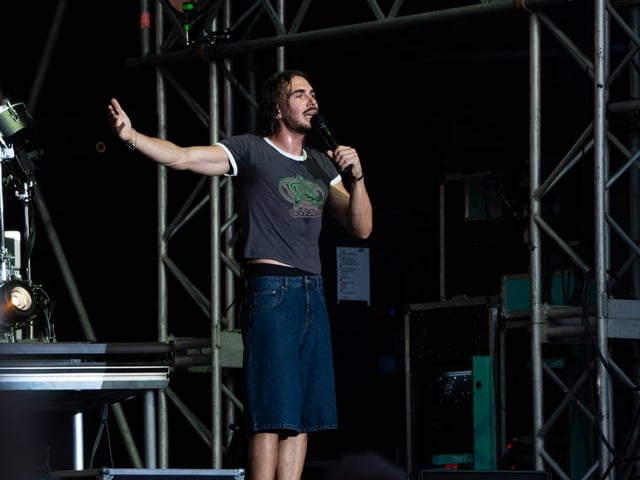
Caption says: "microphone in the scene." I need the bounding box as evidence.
[310,113,353,176]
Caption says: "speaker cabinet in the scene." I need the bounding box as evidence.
[405,297,501,477]
[421,470,550,480]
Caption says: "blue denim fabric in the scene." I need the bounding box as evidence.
[240,275,338,434]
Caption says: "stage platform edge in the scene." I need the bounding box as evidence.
[50,467,245,480]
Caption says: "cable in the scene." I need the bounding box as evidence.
[89,404,110,468]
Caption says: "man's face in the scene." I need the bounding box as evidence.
[278,75,318,134]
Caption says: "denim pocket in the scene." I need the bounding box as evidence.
[249,285,284,312]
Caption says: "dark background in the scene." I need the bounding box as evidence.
[0,1,592,335]
[0,0,598,475]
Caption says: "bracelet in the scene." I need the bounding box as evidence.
[352,174,364,184]
[127,129,138,150]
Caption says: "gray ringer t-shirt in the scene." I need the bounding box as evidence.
[217,134,341,275]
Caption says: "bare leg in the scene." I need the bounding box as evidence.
[247,432,308,480]
[276,433,308,480]
[248,432,279,480]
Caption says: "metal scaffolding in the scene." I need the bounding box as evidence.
[115,0,640,478]
[528,1,640,479]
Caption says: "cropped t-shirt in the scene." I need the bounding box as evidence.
[217,134,341,275]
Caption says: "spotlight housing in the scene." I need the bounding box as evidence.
[0,280,39,325]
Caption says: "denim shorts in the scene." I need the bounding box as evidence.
[240,275,338,435]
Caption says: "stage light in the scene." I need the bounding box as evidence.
[0,281,54,342]
[0,280,39,325]
[167,0,210,12]
[0,100,41,187]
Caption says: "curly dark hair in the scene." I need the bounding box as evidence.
[259,69,311,137]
